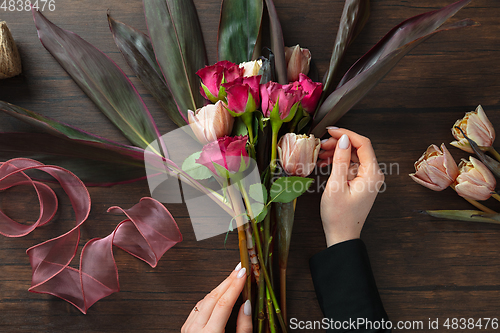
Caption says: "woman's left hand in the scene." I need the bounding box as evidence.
[181,263,252,333]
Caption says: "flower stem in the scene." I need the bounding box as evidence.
[450,184,496,214]
[270,127,279,175]
[492,192,500,203]
[488,147,500,162]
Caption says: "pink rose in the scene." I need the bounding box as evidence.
[196,60,244,103]
[260,81,305,121]
[297,73,322,114]
[222,76,261,115]
[196,135,249,176]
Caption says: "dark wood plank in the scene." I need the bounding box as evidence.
[1,0,500,331]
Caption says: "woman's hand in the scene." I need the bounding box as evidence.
[181,263,252,333]
[318,127,385,247]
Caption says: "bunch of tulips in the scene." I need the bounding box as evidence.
[411,105,500,221]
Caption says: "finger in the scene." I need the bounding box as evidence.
[194,263,242,327]
[320,137,338,151]
[236,300,253,333]
[329,134,351,187]
[327,128,378,177]
[318,149,359,163]
[205,267,248,331]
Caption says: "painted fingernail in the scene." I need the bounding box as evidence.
[338,134,350,150]
[244,300,252,316]
[237,267,247,279]
[320,138,329,144]
[326,126,339,130]
[235,262,242,271]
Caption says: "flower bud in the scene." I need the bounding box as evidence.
[278,133,321,177]
[454,156,496,201]
[196,135,249,176]
[285,44,311,82]
[261,81,305,122]
[409,144,459,191]
[222,76,261,116]
[451,105,495,153]
[196,60,243,103]
[188,100,234,144]
[239,59,262,77]
[0,21,22,79]
[297,74,322,114]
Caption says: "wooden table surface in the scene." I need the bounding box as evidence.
[1,0,500,332]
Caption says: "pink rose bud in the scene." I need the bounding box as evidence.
[285,44,311,82]
[222,76,261,116]
[278,133,321,177]
[188,100,234,144]
[196,135,249,176]
[196,60,244,103]
[260,81,305,122]
[298,73,322,114]
[451,105,495,153]
[454,156,496,201]
[409,144,459,191]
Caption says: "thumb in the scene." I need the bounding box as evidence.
[329,134,351,187]
[236,300,252,333]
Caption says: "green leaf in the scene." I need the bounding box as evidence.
[108,14,187,128]
[181,151,213,180]
[425,210,500,224]
[144,0,207,118]
[311,0,478,137]
[249,183,267,203]
[251,202,267,223]
[264,0,287,84]
[33,10,161,150]
[231,117,249,136]
[322,0,370,99]
[218,0,263,63]
[269,176,313,203]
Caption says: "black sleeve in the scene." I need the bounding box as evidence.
[309,239,390,332]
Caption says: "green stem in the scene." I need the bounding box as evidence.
[270,127,279,175]
[489,147,500,163]
[266,287,277,333]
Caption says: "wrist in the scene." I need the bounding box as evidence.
[325,232,361,248]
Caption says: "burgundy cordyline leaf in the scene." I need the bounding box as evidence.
[32,10,163,151]
[0,158,181,314]
[143,0,208,118]
[311,0,478,137]
[263,0,287,84]
[107,14,187,128]
[218,0,264,63]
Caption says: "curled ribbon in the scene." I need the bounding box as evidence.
[0,158,182,313]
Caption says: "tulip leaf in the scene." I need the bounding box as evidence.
[181,151,213,180]
[424,210,500,224]
[218,0,263,63]
[108,14,187,128]
[458,127,500,179]
[143,0,207,118]
[263,0,287,84]
[269,176,313,203]
[311,0,478,137]
[33,10,161,150]
[0,132,146,186]
[322,0,370,99]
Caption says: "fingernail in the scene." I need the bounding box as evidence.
[244,299,252,316]
[338,134,350,149]
[235,262,242,271]
[237,267,246,279]
[320,138,329,144]
[326,126,339,130]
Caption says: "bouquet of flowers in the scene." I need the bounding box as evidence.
[0,0,477,330]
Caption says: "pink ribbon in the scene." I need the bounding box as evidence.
[0,158,182,313]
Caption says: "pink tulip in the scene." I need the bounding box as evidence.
[222,76,261,115]
[451,105,495,153]
[278,133,321,177]
[187,100,234,144]
[260,81,305,121]
[285,45,311,82]
[196,135,249,176]
[454,156,496,201]
[297,73,322,114]
[409,144,459,191]
[196,60,244,103]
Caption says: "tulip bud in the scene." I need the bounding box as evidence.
[454,156,496,201]
[285,45,311,82]
[278,133,321,177]
[451,105,495,153]
[188,100,234,144]
[0,21,22,79]
[239,59,262,77]
[409,144,459,191]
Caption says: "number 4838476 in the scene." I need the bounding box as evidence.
[0,0,55,11]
